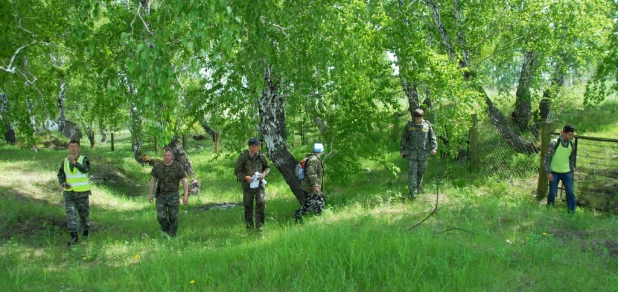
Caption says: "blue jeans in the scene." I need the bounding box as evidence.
[548,171,576,211]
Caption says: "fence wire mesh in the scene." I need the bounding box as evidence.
[566,135,618,211]
[476,117,540,179]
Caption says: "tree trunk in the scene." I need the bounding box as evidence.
[401,78,420,116]
[0,91,16,145]
[3,123,16,144]
[82,122,96,149]
[258,65,305,205]
[57,80,66,133]
[166,136,195,175]
[140,0,150,14]
[129,101,145,165]
[484,90,540,153]
[201,120,221,153]
[100,129,107,143]
[426,0,457,61]
[426,0,539,154]
[540,64,565,121]
[513,51,536,132]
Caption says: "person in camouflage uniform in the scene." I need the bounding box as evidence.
[295,143,326,221]
[148,148,189,237]
[57,140,92,246]
[544,125,577,212]
[400,109,437,199]
[234,138,271,231]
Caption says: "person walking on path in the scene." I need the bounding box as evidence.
[295,143,326,222]
[400,109,437,199]
[57,140,92,246]
[234,138,271,231]
[148,148,189,237]
[544,125,577,212]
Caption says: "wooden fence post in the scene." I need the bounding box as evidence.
[182,134,187,150]
[536,122,552,199]
[214,132,221,153]
[154,137,158,153]
[111,133,115,151]
[469,114,478,170]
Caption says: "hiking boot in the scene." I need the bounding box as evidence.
[67,232,78,247]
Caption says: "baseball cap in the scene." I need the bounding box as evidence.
[248,138,261,146]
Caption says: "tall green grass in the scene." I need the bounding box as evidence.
[1,97,618,291]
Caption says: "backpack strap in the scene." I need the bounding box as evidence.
[553,138,573,153]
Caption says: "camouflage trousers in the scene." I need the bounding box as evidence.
[295,192,325,220]
[243,186,265,228]
[407,159,428,198]
[63,190,91,233]
[156,193,180,237]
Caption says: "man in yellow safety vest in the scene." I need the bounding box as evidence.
[544,125,577,212]
[57,140,91,246]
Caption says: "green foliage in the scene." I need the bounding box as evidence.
[1,0,616,197]
[585,2,618,104]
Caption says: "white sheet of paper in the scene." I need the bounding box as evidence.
[250,172,266,188]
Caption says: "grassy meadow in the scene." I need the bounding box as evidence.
[1,99,618,291]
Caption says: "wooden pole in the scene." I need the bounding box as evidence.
[214,132,220,154]
[111,133,115,151]
[536,122,552,199]
[469,114,478,170]
[182,134,187,150]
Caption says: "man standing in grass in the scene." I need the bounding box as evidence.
[400,109,437,199]
[234,138,270,231]
[544,125,577,212]
[295,143,326,222]
[148,148,189,238]
[57,140,91,247]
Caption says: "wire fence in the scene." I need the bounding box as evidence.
[476,117,540,179]
[471,117,618,212]
[565,134,618,211]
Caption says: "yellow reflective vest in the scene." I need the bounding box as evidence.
[550,141,572,173]
[64,155,90,192]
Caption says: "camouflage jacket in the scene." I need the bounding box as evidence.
[234,150,270,189]
[150,161,187,195]
[400,119,437,160]
[543,136,576,173]
[301,154,324,194]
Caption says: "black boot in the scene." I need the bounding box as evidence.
[83,230,89,238]
[67,232,78,246]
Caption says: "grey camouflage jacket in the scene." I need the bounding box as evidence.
[301,154,324,194]
[400,119,437,160]
[234,150,270,189]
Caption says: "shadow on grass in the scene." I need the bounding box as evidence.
[0,186,66,242]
